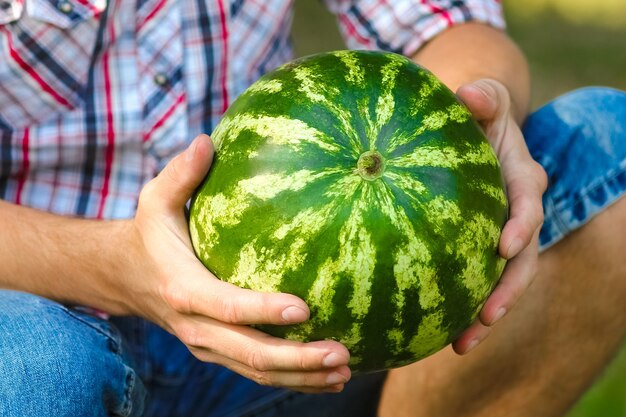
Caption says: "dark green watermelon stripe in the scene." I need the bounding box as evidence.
[190,50,508,371]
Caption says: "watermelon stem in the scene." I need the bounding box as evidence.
[356,150,385,181]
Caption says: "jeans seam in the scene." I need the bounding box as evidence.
[119,367,138,417]
[548,164,626,216]
[49,303,121,353]
[559,165,626,209]
[547,166,626,248]
[544,190,569,237]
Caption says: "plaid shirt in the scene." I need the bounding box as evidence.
[0,0,504,220]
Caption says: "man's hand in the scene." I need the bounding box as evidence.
[127,135,351,393]
[452,79,547,354]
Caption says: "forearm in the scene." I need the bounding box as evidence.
[0,199,137,315]
[412,22,530,124]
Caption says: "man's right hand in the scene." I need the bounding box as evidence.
[124,134,351,393]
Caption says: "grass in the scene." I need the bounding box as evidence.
[568,347,626,417]
[291,3,626,416]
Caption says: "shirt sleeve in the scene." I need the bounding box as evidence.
[323,0,506,57]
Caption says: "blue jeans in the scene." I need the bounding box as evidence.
[1,87,625,416]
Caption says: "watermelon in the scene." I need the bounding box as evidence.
[189,50,507,372]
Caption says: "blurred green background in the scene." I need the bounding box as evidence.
[292,0,626,108]
[291,1,626,415]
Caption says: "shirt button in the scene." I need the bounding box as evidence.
[153,73,168,87]
[58,1,73,13]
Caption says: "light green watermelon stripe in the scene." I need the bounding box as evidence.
[292,65,363,157]
[226,178,362,297]
[192,50,509,372]
[388,103,473,153]
[365,180,443,319]
[228,238,308,293]
[389,141,498,169]
[372,58,403,148]
[298,188,376,340]
[455,212,505,305]
[192,168,342,255]
[406,310,449,361]
[383,171,427,196]
[211,114,341,159]
[410,71,443,116]
[334,50,365,86]
[229,174,359,309]
[243,78,283,95]
[468,180,508,206]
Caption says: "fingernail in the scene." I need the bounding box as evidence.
[326,372,348,385]
[325,384,345,393]
[465,339,479,354]
[281,306,308,323]
[185,139,198,162]
[506,237,524,259]
[491,307,507,325]
[323,352,346,368]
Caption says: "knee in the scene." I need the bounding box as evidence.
[526,87,626,144]
[556,87,625,131]
[524,88,626,249]
[0,290,143,416]
[552,86,626,108]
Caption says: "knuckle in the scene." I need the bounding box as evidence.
[177,323,203,347]
[161,281,193,314]
[531,200,545,230]
[297,353,309,371]
[187,345,216,363]
[161,157,194,195]
[535,210,545,229]
[246,348,272,372]
[532,161,548,191]
[163,159,182,186]
[300,372,323,388]
[249,369,272,386]
[138,179,158,207]
[215,297,244,323]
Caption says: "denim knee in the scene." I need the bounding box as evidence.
[523,87,626,250]
[0,290,145,417]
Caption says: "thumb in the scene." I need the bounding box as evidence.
[457,79,509,122]
[147,134,215,213]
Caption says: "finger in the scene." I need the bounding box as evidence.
[499,159,546,259]
[192,349,351,391]
[292,384,346,394]
[163,266,312,325]
[177,315,350,372]
[480,231,540,326]
[456,79,506,122]
[144,134,215,213]
[452,319,491,355]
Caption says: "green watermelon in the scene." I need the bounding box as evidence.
[189,50,507,372]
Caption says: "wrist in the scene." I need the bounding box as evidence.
[87,218,144,316]
[54,218,141,316]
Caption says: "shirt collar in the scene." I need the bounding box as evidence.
[0,0,106,28]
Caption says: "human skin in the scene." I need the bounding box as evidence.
[411,22,547,354]
[378,197,626,416]
[378,23,626,416]
[0,23,544,395]
[0,138,351,394]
